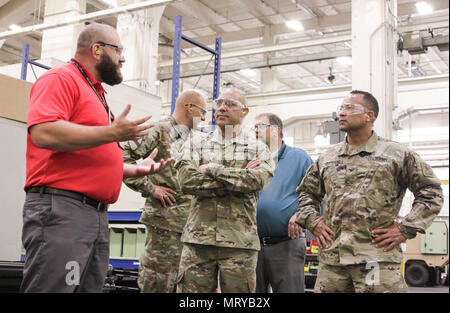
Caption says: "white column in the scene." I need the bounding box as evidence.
[260,25,278,93]
[41,0,86,61]
[352,0,398,140]
[116,0,166,95]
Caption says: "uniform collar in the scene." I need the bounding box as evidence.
[338,131,378,156]
[168,115,189,140]
[70,58,106,94]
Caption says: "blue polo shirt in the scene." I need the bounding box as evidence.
[257,142,313,238]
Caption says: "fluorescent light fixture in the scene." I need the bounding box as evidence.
[336,56,352,66]
[8,24,22,31]
[239,68,257,77]
[285,20,304,32]
[415,2,433,15]
[99,0,117,7]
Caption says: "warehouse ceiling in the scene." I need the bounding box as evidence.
[0,0,448,97]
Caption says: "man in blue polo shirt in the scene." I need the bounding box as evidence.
[254,113,313,293]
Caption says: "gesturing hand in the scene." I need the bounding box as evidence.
[152,185,177,208]
[372,222,407,252]
[112,104,153,142]
[312,220,335,249]
[139,148,174,173]
[126,148,174,178]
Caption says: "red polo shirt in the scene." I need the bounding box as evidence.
[25,58,123,204]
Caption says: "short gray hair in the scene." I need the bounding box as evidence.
[255,113,284,138]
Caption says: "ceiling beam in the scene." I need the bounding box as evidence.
[161,0,449,49]
[237,0,276,25]
[0,0,35,28]
[160,33,351,67]
[0,0,173,40]
[158,49,352,80]
[174,0,226,34]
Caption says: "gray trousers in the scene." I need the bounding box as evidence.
[256,237,306,293]
[20,192,109,293]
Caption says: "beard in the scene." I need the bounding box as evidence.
[95,53,123,86]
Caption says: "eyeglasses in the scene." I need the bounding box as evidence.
[213,98,245,111]
[337,102,370,115]
[187,103,208,118]
[251,123,277,131]
[96,41,125,58]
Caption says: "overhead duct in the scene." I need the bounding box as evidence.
[399,31,449,55]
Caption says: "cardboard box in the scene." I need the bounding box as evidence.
[0,73,32,123]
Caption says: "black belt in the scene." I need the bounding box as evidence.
[27,186,109,212]
[260,236,291,246]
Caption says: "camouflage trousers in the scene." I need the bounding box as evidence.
[314,262,408,293]
[176,243,258,293]
[138,226,183,293]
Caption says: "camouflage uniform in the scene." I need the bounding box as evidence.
[295,131,443,293]
[175,128,275,293]
[122,116,191,293]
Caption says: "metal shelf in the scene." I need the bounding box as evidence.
[108,210,142,222]
[306,253,318,258]
[108,257,140,270]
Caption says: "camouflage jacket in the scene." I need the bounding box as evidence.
[175,128,275,251]
[295,131,443,265]
[122,116,192,233]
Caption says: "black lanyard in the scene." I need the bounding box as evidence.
[70,60,114,123]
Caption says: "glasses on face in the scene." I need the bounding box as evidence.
[188,103,208,118]
[337,102,369,115]
[213,98,245,111]
[251,123,277,131]
[96,41,125,58]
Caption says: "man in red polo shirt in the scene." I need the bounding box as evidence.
[20,23,171,293]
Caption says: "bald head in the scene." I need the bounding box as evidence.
[76,23,119,54]
[172,89,207,128]
[220,88,247,107]
[175,89,206,109]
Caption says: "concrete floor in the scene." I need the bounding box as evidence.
[407,286,449,293]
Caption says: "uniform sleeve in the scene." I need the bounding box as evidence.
[204,157,274,194]
[175,138,227,198]
[397,151,444,239]
[295,157,326,232]
[121,126,160,197]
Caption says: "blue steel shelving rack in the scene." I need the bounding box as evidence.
[171,15,222,126]
[20,43,51,80]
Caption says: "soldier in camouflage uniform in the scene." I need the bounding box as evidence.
[122,90,208,293]
[289,90,443,293]
[175,89,275,293]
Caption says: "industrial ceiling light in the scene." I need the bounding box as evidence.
[239,68,257,77]
[99,0,117,7]
[415,2,433,15]
[336,56,352,66]
[327,67,335,84]
[285,20,304,32]
[8,24,22,31]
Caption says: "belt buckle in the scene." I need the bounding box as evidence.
[262,237,269,246]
